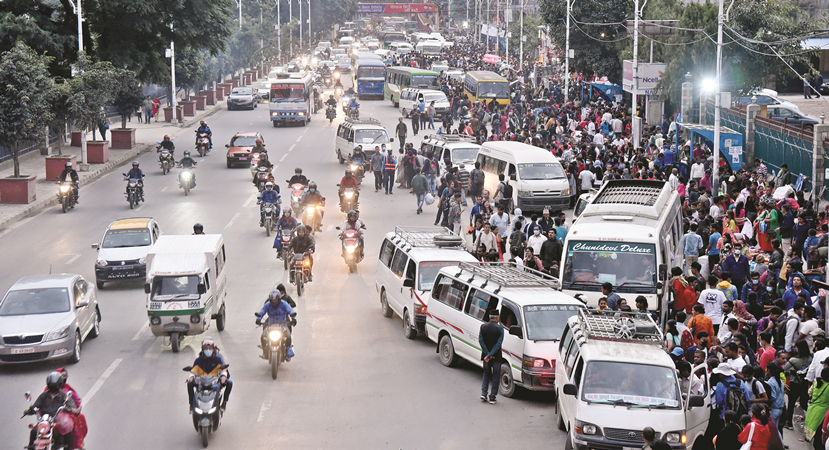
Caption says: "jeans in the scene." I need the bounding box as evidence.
[426,174,437,194]
[398,135,406,151]
[435,202,445,225]
[373,171,382,190]
[428,114,435,129]
[145,109,152,123]
[412,119,419,135]
[460,188,467,206]
[771,406,783,428]
[383,170,395,193]
[481,359,501,399]
[416,193,425,210]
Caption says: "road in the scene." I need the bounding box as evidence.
[0,76,559,450]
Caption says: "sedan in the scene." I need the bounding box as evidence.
[767,105,820,129]
[228,87,257,110]
[226,131,265,168]
[0,274,101,364]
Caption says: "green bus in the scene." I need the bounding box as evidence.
[383,66,440,106]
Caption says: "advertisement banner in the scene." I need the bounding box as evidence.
[622,59,666,96]
[357,3,436,13]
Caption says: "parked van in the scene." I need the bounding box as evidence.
[559,180,681,314]
[426,262,584,397]
[475,141,571,213]
[398,88,450,118]
[143,235,228,352]
[419,134,480,173]
[334,117,393,163]
[376,227,477,339]
[556,309,709,449]
[339,36,354,47]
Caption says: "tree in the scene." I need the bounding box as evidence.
[46,79,73,155]
[172,48,207,99]
[67,56,118,146]
[0,1,82,78]
[0,42,54,177]
[508,15,542,57]
[112,70,144,129]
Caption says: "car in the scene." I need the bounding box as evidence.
[227,87,257,110]
[256,82,270,103]
[0,274,101,364]
[767,104,820,128]
[93,218,162,289]
[225,131,265,168]
[336,58,352,73]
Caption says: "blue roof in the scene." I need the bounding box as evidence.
[355,59,386,67]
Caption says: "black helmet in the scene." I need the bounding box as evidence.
[132,161,139,167]
[46,372,62,393]
[184,151,191,158]
[295,167,303,174]
[296,225,307,234]
[345,169,352,177]
[193,223,204,234]
[347,210,357,220]
[329,94,334,99]
[309,181,317,190]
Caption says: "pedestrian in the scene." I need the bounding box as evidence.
[469,161,485,198]
[737,403,773,450]
[371,146,384,192]
[143,95,153,123]
[449,192,463,236]
[383,151,397,195]
[784,340,812,428]
[152,96,161,122]
[680,223,704,276]
[410,107,421,135]
[457,164,469,206]
[395,117,407,152]
[411,167,428,214]
[427,100,436,129]
[805,368,829,444]
[805,74,814,99]
[478,309,503,404]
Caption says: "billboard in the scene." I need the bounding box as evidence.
[622,60,666,96]
[357,3,436,13]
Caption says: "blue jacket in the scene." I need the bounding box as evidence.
[721,254,750,283]
[191,351,227,377]
[783,286,811,311]
[258,300,294,325]
[258,190,280,204]
[714,376,750,419]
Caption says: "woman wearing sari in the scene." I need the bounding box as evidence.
[756,202,774,252]
[805,368,829,444]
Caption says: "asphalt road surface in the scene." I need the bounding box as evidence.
[0,76,558,449]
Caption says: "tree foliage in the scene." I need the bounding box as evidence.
[0,1,81,78]
[67,56,119,138]
[508,14,542,56]
[112,70,145,129]
[0,43,55,177]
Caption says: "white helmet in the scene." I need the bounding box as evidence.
[265,182,274,191]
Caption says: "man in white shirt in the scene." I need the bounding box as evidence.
[611,135,625,149]
[474,222,498,254]
[611,117,623,134]
[579,169,596,191]
[592,132,605,146]
[709,198,721,221]
[586,121,596,137]
[783,302,804,353]
[699,276,727,332]
[806,345,829,383]
[526,228,547,255]
[799,305,820,352]
[690,158,705,182]
[668,168,680,190]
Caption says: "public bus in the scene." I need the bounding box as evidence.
[415,40,443,56]
[463,70,510,106]
[354,59,386,99]
[383,66,440,106]
[269,72,313,127]
[380,30,406,48]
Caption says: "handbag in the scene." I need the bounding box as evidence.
[711,264,723,278]
[424,192,435,205]
[739,422,755,450]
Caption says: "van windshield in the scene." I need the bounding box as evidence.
[418,261,458,290]
[523,305,582,340]
[354,129,390,144]
[562,241,656,289]
[582,361,681,409]
[518,163,565,180]
[451,148,479,164]
[150,276,201,301]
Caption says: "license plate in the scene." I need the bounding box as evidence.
[114,265,135,271]
[238,157,247,161]
[11,347,35,354]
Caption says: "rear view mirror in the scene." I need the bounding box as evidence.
[197,284,206,295]
[509,325,523,339]
[403,278,415,288]
[225,144,230,148]
[563,384,578,396]
[91,243,99,250]
[688,395,705,408]
[76,299,88,308]
[335,226,341,230]
[25,391,31,401]
[182,366,193,372]
[144,283,151,294]
[220,364,230,370]
[658,264,668,281]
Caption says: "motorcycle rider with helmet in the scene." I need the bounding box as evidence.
[158,135,176,162]
[252,138,267,155]
[124,161,145,201]
[24,372,77,450]
[347,97,360,117]
[193,223,205,235]
[288,225,316,279]
[338,169,360,211]
[300,181,325,231]
[255,290,297,359]
[195,121,213,148]
[325,94,338,108]
[178,150,197,187]
[340,210,366,258]
[58,161,80,204]
[288,167,309,187]
[257,182,281,227]
[186,338,232,411]
[273,207,298,252]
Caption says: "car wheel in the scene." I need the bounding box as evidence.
[438,334,459,367]
[380,289,393,318]
[272,121,278,128]
[89,308,101,338]
[403,309,417,340]
[227,161,232,168]
[499,364,516,397]
[68,331,81,364]
[96,280,104,289]
[402,108,408,118]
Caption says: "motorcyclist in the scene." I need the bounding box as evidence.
[256,290,297,360]
[335,76,344,89]
[273,207,298,252]
[257,182,281,227]
[345,86,355,95]
[347,97,360,117]
[179,151,197,169]
[251,138,267,156]
[338,169,360,211]
[58,161,79,203]
[124,161,145,201]
[325,94,338,108]
[288,167,309,187]
[158,135,175,161]
[300,181,325,231]
[193,223,205,235]
[288,225,316,279]
[24,372,77,450]
[195,121,213,149]
[340,210,366,258]
[187,338,232,411]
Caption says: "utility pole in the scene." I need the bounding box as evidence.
[307,0,311,43]
[486,0,490,52]
[299,0,302,49]
[518,0,523,70]
[505,0,509,58]
[289,0,293,58]
[632,0,640,146]
[276,0,282,63]
[76,0,83,54]
[713,0,724,194]
[260,6,264,73]
[564,0,570,102]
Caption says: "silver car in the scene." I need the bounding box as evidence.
[0,274,100,364]
[227,87,257,110]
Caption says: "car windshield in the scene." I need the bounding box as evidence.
[451,147,479,164]
[581,361,681,409]
[523,305,582,340]
[271,84,306,102]
[231,136,258,147]
[517,163,566,180]
[418,261,460,291]
[562,241,656,288]
[357,66,385,79]
[354,129,390,144]
[478,81,509,99]
[0,288,71,316]
[258,82,270,90]
[232,88,252,95]
[102,229,151,248]
[423,93,446,103]
[412,75,439,89]
[150,276,201,300]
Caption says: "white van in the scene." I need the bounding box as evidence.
[143,235,228,352]
[339,36,354,47]
[389,42,413,56]
[556,309,709,449]
[416,40,443,56]
[419,134,480,173]
[335,117,393,163]
[398,88,450,118]
[426,262,584,397]
[475,141,571,213]
[376,227,478,339]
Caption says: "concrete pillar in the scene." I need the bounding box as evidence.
[699,94,707,125]
[812,124,829,203]
[681,80,693,124]
[745,104,760,170]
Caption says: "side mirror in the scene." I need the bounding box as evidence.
[220,364,230,370]
[144,283,151,294]
[573,293,587,305]
[658,264,668,281]
[254,312,262,318]
[509,325,523,339]
[562,383,578,396]
[197,284,206,295]
[182,366,193,372]
[335,226,341,230]
[91,243,99,250]
[225,144,230,148]
[76,299,89,308]
[688,395,705,408]
[403,278,415,288]
[25,391,31,401]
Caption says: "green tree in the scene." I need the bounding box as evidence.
[172,48,207,99]
[67,56,119,144]
[0,42,54,177]
[0,1,82,78]
[508,14,542,57]
[46,79,73,156]
[112,70,145,129]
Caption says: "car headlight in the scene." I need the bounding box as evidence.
[298,112,306,116]
[45,326,71,342]
[345,245,357,253]
[517,190,531,197]
[59,185,70,193]
[268,330,283,341]
[575,420,598,436]
[138,257,146,265]
[664,432,685,444]
[522,355,550,369]
[96,258,107,266]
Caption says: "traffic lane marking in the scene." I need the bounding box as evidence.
[82,358,123,406]
[225,212,241,229]
[66,254,81,265]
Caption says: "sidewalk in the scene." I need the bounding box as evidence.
[0,91,231,231]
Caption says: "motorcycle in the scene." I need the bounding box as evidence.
[261,202,279,237]
[123,174,141,209]
[326,104,337,124]
[158,149,174,175]
[347,155,365,182]
[195,131,210,157]
[336,226,365,273]
[323,76,332,88]
[254,318,294,379]
[56,179,76,213]
[254,167,274,193]
[334,85,343,97]
[289,251,313,296]
[22,391,73,450]
[276,228,293,270]
[286,182,306,213]
[178,165,196,196]
[182,365,228,447]
[347,106,359,119]
[314,95,323,114]
[339,186,358,213]
[302,200,324,235]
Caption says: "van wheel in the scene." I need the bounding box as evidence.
[401,108,408,118]
[557,399,567,431]
[499,365,516,398]
[439,334,459,367]
[338,151,344,165]
[403,309,417,340]
[380,289,393,318]
[216,305,226,331]
[564,433,573,450]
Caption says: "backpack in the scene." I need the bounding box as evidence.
[471,169,485,187]
[723,381,749,417]
[774,315,799,350]
[509,231,524,256]
[502,182,514,199]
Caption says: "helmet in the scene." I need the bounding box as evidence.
[132,161,139,167]
[345,169,352,177]
[46,372,62,393]
[164,135,170,139]
[193,223,204,234]
[309,181,317,190]
[329,94,334,99]
[265,182,274,190]
[201,337,215,350]
[255,138,263,145]
[268,290,281,301]
[295,167,303,174]
[260,152,268,161]
[297,225,307,234]
[282,207,292,217]
[183,151,191,158]
[347,210,357,220]
[65,161,72,168]
[200,121,206,126]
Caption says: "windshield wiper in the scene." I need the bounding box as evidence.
[631,402,671,410]
[615,281,653,291]
[171,294,197,299]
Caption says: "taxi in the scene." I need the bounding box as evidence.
[225,131,265,169]
[92,218,162,289]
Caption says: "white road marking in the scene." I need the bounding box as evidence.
[65,254,81,265]
[225,212,241,229]
[161,186,169,192]
[242,193,257,208]
[131,324,150,341]
[296,135,303,142]
[303,128,309,134]
[82,358,123,405]
[279,154,288,162]
[288,144,296,152]
[257,400,272,422]
[327,224,333,232]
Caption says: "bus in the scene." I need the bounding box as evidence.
[383,66,440,106]
[269,72,313,127]
[415,40,443,56]
[351,51,383,66]
[463,70,510,106]
[380,30,406,48]
[354,59,386,99]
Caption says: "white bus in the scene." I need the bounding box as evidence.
[269,72,313,127]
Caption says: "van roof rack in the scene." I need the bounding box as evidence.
[592,180,665,207]
[424,134,476,143]
[573,309,662,345]
[455,262,560,293]
[581,179,675,221]
[345,117,382,126]
[392,226,464,249]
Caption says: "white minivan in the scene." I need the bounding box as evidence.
[376,227,477,339]
[398,88,450,118]
[334,117,393,163]
[426,262,584,397]
[475,141,571,213]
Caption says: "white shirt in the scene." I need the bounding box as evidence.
[527,234,547,255]
[709,204,721,220]
[744,378,766,401]
[800,318,820,351]
[611,118,623,133]
[807,347,829,382]
[669,173,679,190]
[579,170,596,190]
[690,163,705,180]
[699,288,727,323]
[592,133,605,146]
[718,312,738,343]
[587,121,596,136]
[474,230,498,252]
[728,356,747,373]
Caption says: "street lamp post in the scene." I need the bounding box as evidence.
[76,0,83,54]
[307,0,311,43]
[275,0,282,63]
[712,0,725,195]
[299,0,302,49]
[518,0,523,70]
[632,0,640,147]
[564,0,570,102]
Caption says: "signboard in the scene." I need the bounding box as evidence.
[357,3,436,13]
[622,60,666,96]
[569,242,655,254]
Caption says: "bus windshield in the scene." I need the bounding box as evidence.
[477,81,509,99]
[270,84,306,102]
[562,241,656,289]
[412,75,439,89]
[357,66,385,79]
[518,163,566,180]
